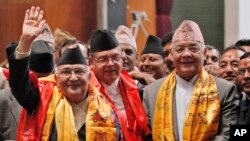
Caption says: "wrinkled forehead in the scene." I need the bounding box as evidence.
[119,43,135,50]
[171,40,205,49]
[206,49,220,57]
[240,57,250,66]
[221,49,243,60]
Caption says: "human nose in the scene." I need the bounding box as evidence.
[69,71,78,80]
[225,65,233,73]
[244,70,250,78]
[142,58,151,66]
[106,58,115,65]
[182,48,192,56]
[206,58,213,65]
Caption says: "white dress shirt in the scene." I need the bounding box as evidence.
[175,74,198,141]
[102,78,125,113]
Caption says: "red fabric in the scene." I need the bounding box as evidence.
[156,15,172,38]
[156,0,173,15]
[90,68,149,141]
[156,0,173,38]
[16,77,55,141]
[2,68,39,89]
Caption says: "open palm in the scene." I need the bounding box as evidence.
[22,6,45,40]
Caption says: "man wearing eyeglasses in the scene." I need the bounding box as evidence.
[89,29,149,141]
[7,6,118,140]
[143,20,239,141]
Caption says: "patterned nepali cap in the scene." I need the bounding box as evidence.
[172,20,204,44]
[115,25,137,51]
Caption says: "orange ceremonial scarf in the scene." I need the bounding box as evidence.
[153,69,220,141]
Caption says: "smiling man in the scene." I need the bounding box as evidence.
[89,29,149,140]
[219,46,245,83]
[139,35,167,80]
[7,6,117,140]
[143,20,239,141]
[115,25,138,72]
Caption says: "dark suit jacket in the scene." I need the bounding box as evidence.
[0,88,22,140]
[237,95,250,125]
[143,76,239,141]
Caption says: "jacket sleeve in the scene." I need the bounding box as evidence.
[6,43,39,114]
[210,83,239,141]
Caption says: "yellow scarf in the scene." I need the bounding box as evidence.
[153,69,220,141]
[40,76,117,141]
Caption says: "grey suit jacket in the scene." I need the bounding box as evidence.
[143,76,239,141]
[0,68,9,89]
[0,88,22,140]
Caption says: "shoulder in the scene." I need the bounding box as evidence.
[146,77,166,90]
[213,76,238,103]
[144,77,166,99]
[0,89,13,109]
[213,76,236,94]
[0,89,12,100]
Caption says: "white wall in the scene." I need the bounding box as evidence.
[225,0,250,47]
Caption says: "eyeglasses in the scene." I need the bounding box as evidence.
[59,68,89,77]
[93,55,121,64]
[172,44,201,54]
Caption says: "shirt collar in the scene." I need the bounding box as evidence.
[101,78,120,91]
[176,74,198,88]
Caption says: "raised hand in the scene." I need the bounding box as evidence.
[22,6,46,41]
[17,6,46,53]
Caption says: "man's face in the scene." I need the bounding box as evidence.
[163,42,175,72]
[91,47,123,85]
[205,48,220,67]
[139,53,167,79]
[219,49,241,82]
[238,57,250,95]
[55,64,90,103]
[120,43,137,72]
[171,41,205,81]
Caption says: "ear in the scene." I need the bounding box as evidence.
[204,46,207,55]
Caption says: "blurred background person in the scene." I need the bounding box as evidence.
[219,45,244,83]
[115,25,138,72]
[162,31,175,74]
[130,35,167,99]
[235,39,250,52]
[204,44,221,76]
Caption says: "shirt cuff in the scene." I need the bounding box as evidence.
[15,47,31,59]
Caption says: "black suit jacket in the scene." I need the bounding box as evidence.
[237,95,250,125]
